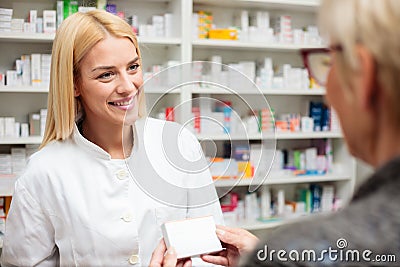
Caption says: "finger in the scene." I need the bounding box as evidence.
[216,224,237,234]
[150,239,167,267]
[216,228,240,245]
[203,249,227,257]
[200,254,229,266]
[163,246,178,267]
[182,258,192,267]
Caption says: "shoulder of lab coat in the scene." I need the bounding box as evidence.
[136,118,224,225]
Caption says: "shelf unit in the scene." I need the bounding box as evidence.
[192,39,325,51]
[196,131,342,140]
[0,0,357,231]
[213,173,351,187]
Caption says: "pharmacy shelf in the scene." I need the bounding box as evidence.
[213,173,351,187]
[137,37,182,46]
[194,0,320,10]
[230,215,311,231]
[0,176,17,196]
[0,85,49,93]
[192,39,325,51]
[276,131,342,139]
[196,131,342,140]
[0,32,182,46]
[191,86,326,95]
[0,32,54,42]
[0,136,42,145]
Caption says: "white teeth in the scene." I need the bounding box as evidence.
[111,99,132,106]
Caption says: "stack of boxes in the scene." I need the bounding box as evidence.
[0,145,39,176]
[0,8,12,32]
[10,18,24,33]
[24,10,37,33]
[137,13,174,38]
[4,53,51,87]
[193,11,213,39]
[0,109,47,139]
[0,154,11,176]
[11,148,26,175]
[274,15,293,44]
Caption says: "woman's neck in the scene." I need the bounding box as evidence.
[81,118,133,159]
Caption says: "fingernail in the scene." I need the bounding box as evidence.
[216,229,225,235]
[167,246,176,255]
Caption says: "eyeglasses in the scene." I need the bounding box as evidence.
[300,45,342,86]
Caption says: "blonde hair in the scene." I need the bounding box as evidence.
[41,10,146,148]
[319,0,400,123]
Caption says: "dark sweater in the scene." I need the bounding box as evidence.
[242,157,400,266]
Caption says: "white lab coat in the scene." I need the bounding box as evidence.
[1,118,223,266]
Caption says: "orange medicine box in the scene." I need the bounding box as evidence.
[208,28,238,40]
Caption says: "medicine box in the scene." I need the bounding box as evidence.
[161,215,223,259]
[0,8,12,16]
[43,10,56,34]
[208,28,238,40]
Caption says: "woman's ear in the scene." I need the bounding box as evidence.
[74,80,81,97]
[354,45,378,112]
[74,88,80,97]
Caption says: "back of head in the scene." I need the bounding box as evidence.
[319,0,400,124]
[41,10,143,148]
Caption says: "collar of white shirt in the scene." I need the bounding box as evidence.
[72,121,139,161]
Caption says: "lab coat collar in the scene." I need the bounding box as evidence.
[72,121,140,161]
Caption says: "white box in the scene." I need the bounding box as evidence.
[37,17,43,33]
[0,22,11,28]
[0,117,4,137]
[31,53,41,86]
[4,117,15,137]
[43,10,56,34]
[164,13,173,38]
[78,6,96,13]
[6,70,17,86]
[29,10,37,24]
[0,8,12,16]
[21,55,31,85]
[14,122,20,138]
[161,216,223,259]
[57,1,63,28]
[0,15,12,22]
[21,123,29,137]
[11,19,24,32]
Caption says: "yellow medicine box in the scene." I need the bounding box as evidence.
[208,28,238,40]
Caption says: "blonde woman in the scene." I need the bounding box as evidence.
[154,0,400,266]
[1,10,222,266]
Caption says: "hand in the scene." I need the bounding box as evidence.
[200,225,259,267]
[150,239,192,267]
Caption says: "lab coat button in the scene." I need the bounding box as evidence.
[116,169,128,180]
[129,254,139,265]
[122,213,132,222]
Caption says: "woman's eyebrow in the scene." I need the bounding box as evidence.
[91,56,139,72]
[126,56,140,66]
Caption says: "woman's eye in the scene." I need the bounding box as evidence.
[98,72,114,79]
[129,64,139,71]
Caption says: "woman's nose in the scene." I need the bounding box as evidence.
[116,72,137,94]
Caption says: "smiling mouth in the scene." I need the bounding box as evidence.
[108,98,133,106]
